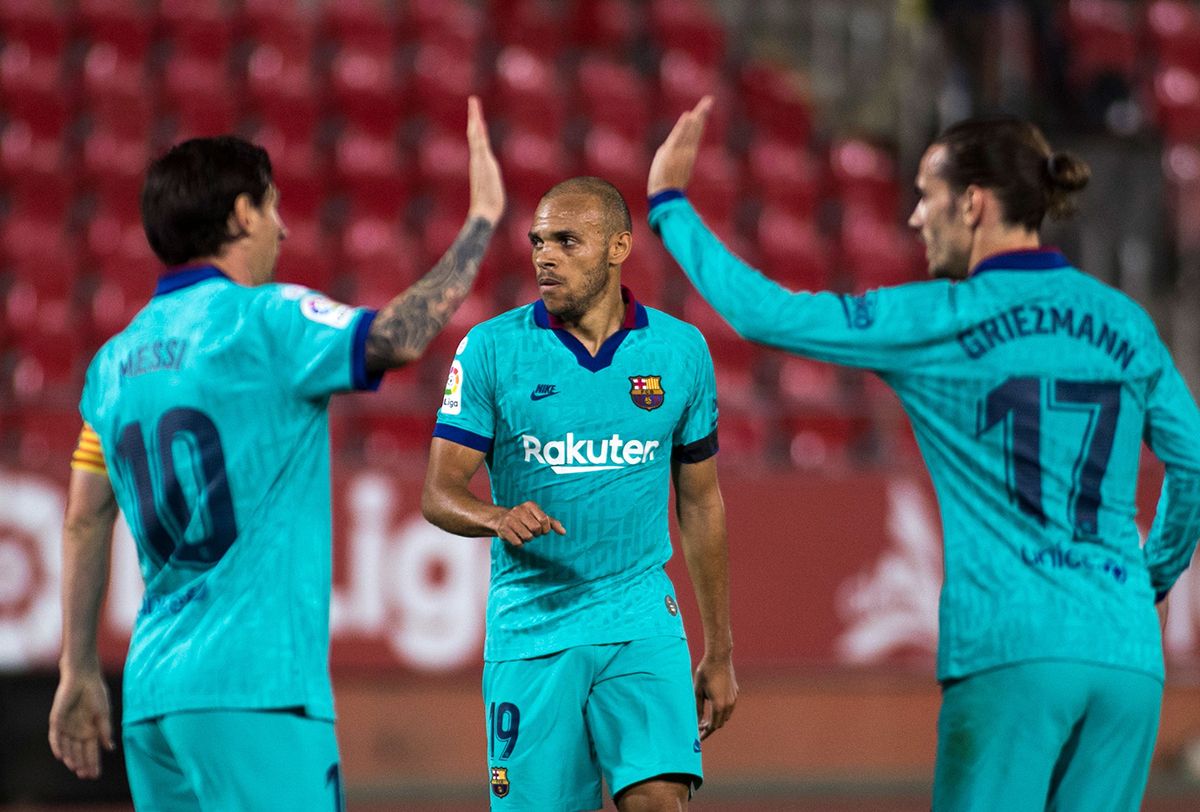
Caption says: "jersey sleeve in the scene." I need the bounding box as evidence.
[260,285,382,399]
[1141,343,1200,601]
[672,333,719,463]
[649,193,959,373]
[432,327,496,453]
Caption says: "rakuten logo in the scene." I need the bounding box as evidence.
[521,433,661,473]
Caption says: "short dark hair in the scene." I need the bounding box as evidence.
[541,176,633,236]
[933,117,1090,231]
[141,136,273,266]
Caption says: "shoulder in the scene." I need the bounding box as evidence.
[644,305,707,347]
[466,303,535,341]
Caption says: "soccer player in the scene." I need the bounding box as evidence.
[421,176,737,811]
[47,97,504,809]
[648,98,1200,811]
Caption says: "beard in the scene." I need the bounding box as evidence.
[543,257,611,322]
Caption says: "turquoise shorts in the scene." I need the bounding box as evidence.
[934,659,1162,812]
[123,709,342,812]
[483,636,702,811]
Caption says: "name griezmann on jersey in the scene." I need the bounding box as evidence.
[957,304,1137,368]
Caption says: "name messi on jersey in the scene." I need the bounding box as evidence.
[522,432,660,473]
[119,338,188,378]
[956,305,1136,370]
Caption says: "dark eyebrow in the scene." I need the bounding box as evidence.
[529,229,581,242]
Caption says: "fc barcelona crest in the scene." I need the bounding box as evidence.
[490,766,510,798]
[629,375,665,411]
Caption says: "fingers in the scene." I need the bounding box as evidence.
[466,95,505,225]
[498,502,564,547]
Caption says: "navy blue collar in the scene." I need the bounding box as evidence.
[970,248,1070,277]
[154,264,229,296]
[532,286,649,372]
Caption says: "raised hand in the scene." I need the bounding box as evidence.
[648,95,714,197]
[466,95,505,226]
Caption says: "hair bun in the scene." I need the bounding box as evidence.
[1046,152,1090,192]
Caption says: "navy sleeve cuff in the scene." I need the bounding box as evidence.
[351,310,384,391]
[648,189,687,210]
[672,427,718,464]
[433,423,493,453]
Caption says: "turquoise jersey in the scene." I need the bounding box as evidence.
[433,288,719,661]
[650,193,1200,682]
[80,265,381,723]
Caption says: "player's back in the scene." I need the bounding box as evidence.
[886,259,1172,681]
[81,267,366,723]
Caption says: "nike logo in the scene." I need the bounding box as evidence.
[530,384,560,401]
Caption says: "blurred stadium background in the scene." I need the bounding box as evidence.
[4,0,1200,808]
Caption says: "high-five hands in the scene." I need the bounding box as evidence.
[466,95,505,226]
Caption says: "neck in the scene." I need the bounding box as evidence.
[968,226,1041,273]
[558,276,625,355]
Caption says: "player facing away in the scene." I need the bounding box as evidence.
[47,98,504,810]
[648,98,1200,811]
[422,176,737,811]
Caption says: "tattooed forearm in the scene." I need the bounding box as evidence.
[364,216,495,371]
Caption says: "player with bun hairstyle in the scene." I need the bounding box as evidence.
[649,99,1200,811]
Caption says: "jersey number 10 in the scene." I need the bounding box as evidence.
[979,377,1121,538]
[114,407,238,569]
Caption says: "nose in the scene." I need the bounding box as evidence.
[907,203,921,230]
[533,244,557,270]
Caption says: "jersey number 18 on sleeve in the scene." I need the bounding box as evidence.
[114,407,239,569]
[979,377,1121,538]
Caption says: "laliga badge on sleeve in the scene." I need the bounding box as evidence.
[441,360,464,415]
[299,293,356,329]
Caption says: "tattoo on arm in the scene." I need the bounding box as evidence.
[365,216,494,371]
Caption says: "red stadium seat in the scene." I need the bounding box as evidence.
[755,207,832,293]
[0,0,69,58]
[714,409,770,462]
[0,43,70,138]
[76,0,153,60]
[776,356,840,408]
[491,0,568,56]
[681,289,756,373]
[740,60,813,144]
[1062,0,1139,88]
[326,47,407,137]
[493,46,566,136]
[89,258,155,341]
[81,129,150,221]
[340,223,423,310]
[81,42,151,125]
[414,125,471,212]
[158,0,234,61]
[656,50,732,146]
[412,44,477,131]
[331,129,412,220]
[2,245,79,340]
[746,138,822,219]
[782,412,870,472]
[12,409,83,472]
[569,0,644,54]
[580,127,650,208]
[829,138,900,223]
[9,322,84,404]
[273,217,335,294]
[1,123,74,219]
[500,128,576,207]
[245,126,327,221]
[355,408,441,468]
[688,146,742,225]
[648,0,725,68]
[1147,0,1200,74]
[243,43,320,137]
[405,0,484,57]
[160,55,238,140]
[840,212,924,292]
[320,0,397,55]
[1154,65,1200,142]
[1163,142,1200,251]
[575,56,653,141]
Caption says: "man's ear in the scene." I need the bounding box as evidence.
[962,185,985,228]
[227,193,255,239]
[610,230,633,265]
